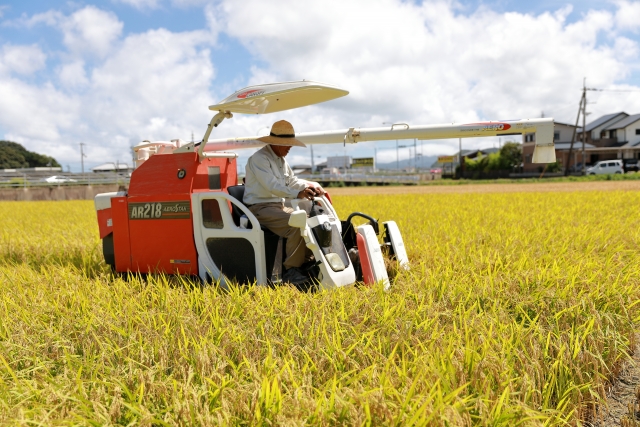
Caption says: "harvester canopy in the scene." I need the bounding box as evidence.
[209,81,349,115]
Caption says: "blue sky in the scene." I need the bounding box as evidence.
[1,0,639,171]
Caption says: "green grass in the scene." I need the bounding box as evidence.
[0,192,639,425]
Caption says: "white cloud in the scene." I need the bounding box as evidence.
[214,0,639,140]
[8,10,63,28]
[172,0,211,7]
[614,0,640,33]
[0,5,218,167]
[0,77,80,141]
[1,0,640,169]
[112,0,162,10]
[0,44,46,75]
[4,6,122,57]
[60,6,123,57]
[58,60,89,88]
[88,28,216,138]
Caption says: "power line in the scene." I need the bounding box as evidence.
[586,88,640,92]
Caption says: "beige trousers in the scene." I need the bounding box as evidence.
[248,202,311,270]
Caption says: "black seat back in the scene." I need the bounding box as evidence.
[227,185,246,226]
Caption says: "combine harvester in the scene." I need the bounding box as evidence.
[94,81,556,290]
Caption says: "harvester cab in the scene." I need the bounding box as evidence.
[94,80,557,290]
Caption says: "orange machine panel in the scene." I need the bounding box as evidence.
[128,152,238,197]
[96,208,113,239]
[127,194,197,275]
[118,150,238,275]
[193,156,238,192]
[128,152,198,197]
[111,196,132,272]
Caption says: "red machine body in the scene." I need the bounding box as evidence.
[95,151,237,276]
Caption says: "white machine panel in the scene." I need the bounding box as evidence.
[383,221,409,271]
[289,197,355,289]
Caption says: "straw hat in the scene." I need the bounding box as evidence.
[257,120,306,147]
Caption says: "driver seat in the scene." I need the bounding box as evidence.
[226,184,284,280]
[227,184,250,227]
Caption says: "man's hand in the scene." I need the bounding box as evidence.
[297,187,316,200]
[310,185,325,196]
[297,185,325,200]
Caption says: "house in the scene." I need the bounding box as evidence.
[603,113,640,147]
[522,121,580,172]
[577,112,628,146]
[522,114,640,172]
[291,164,313,174]
[573,112,640,165]
[92,163,133,173]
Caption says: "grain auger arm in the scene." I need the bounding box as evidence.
[204,118,556,164]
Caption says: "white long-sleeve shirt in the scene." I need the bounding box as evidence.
[243,145,308,205]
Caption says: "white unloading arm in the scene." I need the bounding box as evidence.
[203,117,556,163]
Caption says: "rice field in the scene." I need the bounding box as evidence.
[1,186,640,426]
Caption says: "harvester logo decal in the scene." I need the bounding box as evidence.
[237,89,265,99]
[463,122,512,132]
[129,201,191,220]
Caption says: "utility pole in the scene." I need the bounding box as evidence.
[413,138,417,171]
[396,140,399,170]
[310,144,315,173]
[79,142,86,175]
[564,79,587,176]
[374,147,377,173]
[581,78,587,175]
[459,137,462,177]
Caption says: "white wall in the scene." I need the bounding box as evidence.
[624,121,640,146]
[555,123,576,141]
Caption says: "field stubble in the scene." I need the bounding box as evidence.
[1,186,640,426]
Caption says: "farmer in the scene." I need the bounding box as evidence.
[243,120,325,285]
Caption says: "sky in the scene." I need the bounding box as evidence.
[0,0,639,172]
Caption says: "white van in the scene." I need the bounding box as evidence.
[586,160,624,175]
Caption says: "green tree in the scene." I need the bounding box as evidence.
[0,141,60,169]
[499,142,522,169]
[464,142,522,173]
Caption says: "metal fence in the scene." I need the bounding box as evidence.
[297,173,421,185]
[0,173,131,189]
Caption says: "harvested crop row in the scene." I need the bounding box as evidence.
[0,191,639,425]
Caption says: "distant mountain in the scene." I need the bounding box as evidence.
[375,155,439,170]
[0,141,60,169]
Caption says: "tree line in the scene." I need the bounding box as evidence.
[0,141,60,169]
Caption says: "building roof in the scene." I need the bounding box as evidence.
[553,142,596,150]
[604,113,640,130]
[553,121,578,127]
[581,112,628,132]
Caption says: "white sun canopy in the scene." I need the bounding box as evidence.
[209,80,349,115]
